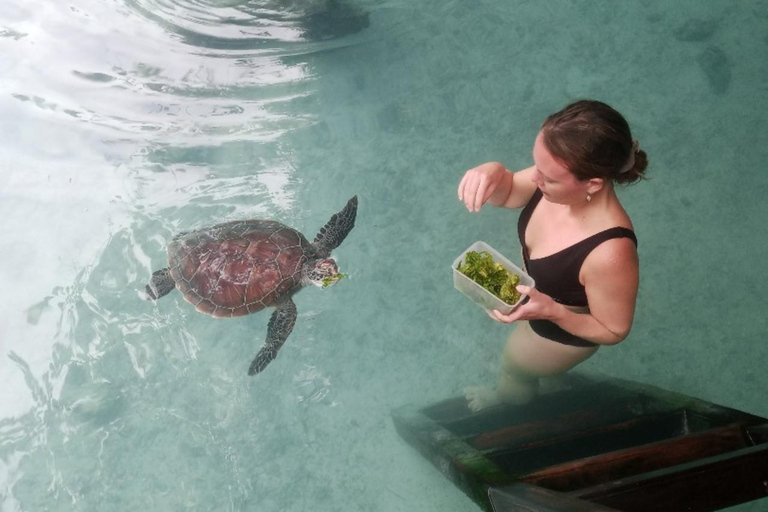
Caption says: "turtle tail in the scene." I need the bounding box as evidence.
[312,196,358,258]
[146,268,176,300]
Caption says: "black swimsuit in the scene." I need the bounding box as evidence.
[517,189,637,347]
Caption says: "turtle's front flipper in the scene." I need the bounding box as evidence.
[146,268,175,300]
[312,196,358,258]
[249,298,298,375]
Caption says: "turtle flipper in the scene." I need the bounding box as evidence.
[312,196,358,258]
[248,298,298,375]
[146,268,175,300]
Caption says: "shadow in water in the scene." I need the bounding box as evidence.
[276,0,370,42]
[128,0,370,49]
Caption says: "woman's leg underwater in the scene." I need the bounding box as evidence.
[466,322,598,411]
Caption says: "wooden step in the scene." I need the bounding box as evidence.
[570,442,768,512]
[522,424,750,492]
[392,373,768,512]
[485,409,723,476]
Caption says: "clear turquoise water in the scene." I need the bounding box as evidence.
[1,0,767,510]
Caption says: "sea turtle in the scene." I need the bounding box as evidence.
[146,196,358,375]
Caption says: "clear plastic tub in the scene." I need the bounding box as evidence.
[452,241,535,315]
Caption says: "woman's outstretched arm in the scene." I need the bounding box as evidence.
[458,164,538,211]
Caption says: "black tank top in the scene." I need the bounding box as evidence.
[517,188,637,347]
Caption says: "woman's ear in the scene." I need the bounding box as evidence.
[587,177,604,195]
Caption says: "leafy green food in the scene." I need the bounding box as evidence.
[322,273,348,288]
[457,251,521,305]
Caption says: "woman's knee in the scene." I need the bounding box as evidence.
[500,343,543,380]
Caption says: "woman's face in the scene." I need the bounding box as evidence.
[531,131,592,205]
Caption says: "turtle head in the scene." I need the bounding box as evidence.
[307,258,347,288]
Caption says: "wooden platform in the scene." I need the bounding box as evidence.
[391,373,768,512]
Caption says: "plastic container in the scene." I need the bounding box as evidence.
[452,241,535,315]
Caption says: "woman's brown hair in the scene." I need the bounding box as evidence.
[541,100,648,184]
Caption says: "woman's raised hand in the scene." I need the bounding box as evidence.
[458,162,508,212]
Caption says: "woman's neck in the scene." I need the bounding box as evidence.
[564,182,616,219]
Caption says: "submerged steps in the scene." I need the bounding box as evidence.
[391,373,768,512]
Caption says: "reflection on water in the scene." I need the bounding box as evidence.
[3,0,368,149]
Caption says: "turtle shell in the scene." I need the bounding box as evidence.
[167,220,313,318]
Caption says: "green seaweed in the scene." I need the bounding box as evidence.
[322,273,348,288]
[457,251,521,305]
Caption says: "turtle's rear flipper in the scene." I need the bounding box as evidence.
[249,299,297,376]
[146,268,175,300]
[312,196,358,258]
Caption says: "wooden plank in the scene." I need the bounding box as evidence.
[486,410,696,476]
[488,483,620,512]
[471,397,672,452]
[522,424,749,492]
[570,443,768,512]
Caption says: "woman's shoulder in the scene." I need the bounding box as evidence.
[582,227,638,275]
[579,237,638,301]
[578,195,638,285]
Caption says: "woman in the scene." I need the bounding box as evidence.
[457,100,648,410]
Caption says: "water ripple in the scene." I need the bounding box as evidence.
[126,0,370,47]
[2,0,370,148]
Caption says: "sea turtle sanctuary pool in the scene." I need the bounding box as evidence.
[1,0,767,510]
